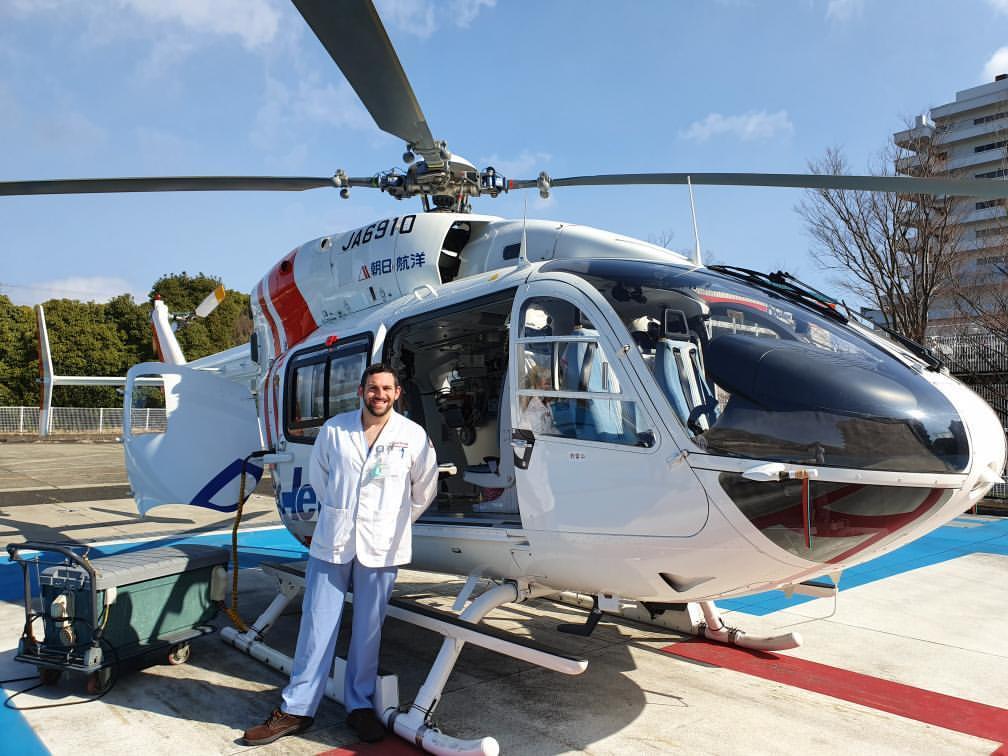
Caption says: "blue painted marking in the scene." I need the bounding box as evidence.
[190,459,264,512]
[1,527,305,753]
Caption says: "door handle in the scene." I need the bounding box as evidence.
[511,429,536,470]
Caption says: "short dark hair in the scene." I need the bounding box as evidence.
[360,362,400,388]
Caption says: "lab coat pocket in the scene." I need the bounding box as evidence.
[319,506,353,546]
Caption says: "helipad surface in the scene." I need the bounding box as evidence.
[1,441,1007,755]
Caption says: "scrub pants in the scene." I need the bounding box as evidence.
[281,556,398,716]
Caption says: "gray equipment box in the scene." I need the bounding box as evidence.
[7,541,229,692]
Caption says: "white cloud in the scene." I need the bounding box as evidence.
[452,0,496,28]
[476,149,551,180]
[680,110,794,143]
[375,0,437,38]
[983,47,1008,82]
[825,0,864,22]
[4,277,143,306]
[251,74,375,155]
[118,0,280,49]
[134,35,196,80]
[987,0,1008,14]
[2,0,280,50]
[375,0,495,39]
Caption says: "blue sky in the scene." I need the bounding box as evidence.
[1,0,1007,308]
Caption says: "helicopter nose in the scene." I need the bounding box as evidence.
[957,380,1007,503]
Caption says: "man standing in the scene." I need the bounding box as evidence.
[244,363,438,745]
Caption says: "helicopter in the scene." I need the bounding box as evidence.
[7,2,1008,754]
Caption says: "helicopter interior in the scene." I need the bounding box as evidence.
[386,293,519,524]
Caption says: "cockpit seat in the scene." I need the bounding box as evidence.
[466,373,518,514]
[463,456,511,487]
[466,456,517,513]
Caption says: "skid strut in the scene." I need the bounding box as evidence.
[222,563,586,756]
[698,600,801,652]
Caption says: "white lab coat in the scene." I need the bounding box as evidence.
[307,409,438,567]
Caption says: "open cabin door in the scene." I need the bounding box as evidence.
[123,362,265,515]
[508,280,708,589]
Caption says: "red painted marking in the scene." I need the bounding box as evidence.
[663,640,1008,751]
[317,738,422,755]
[257,280,281,358]
[268,248,317,349]
[748,485,946,564]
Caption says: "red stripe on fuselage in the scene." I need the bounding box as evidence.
[663,640,1008,752]
[268,249,316,349]
[257,281,281,358]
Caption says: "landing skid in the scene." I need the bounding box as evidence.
[554,593,802,652]
[221,562,587,756]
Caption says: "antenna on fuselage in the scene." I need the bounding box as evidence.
[687,175,703,267]
[518,195,531,268]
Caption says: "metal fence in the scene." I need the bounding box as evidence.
[928,333,1008,375]
[0,407,167,436]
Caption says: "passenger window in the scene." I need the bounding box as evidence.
[516,298,652,447]
[291,360,326,428]
[285,338,370,443]
[328,354,366,416]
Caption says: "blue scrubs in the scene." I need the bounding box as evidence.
[281,556,398,715]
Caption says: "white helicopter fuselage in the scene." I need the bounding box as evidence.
[123,211,1006,605]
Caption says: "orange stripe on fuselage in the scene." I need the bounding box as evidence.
[267,249,316,350]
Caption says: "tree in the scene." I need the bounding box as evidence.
[0,272,251,408]
[796,143,962,343]
[150,272,252,361]
[0,295,36,406]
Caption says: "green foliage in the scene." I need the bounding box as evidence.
[0,273,250,407]
[151,272,252,361]
[0,295,36,406]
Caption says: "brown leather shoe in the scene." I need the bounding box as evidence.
[242,708,314,745]
[346,707,385,742]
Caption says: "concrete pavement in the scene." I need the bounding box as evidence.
[1,441,1006,755]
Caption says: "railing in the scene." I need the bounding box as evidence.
[928,333,1008,374]
[0,407,166,436]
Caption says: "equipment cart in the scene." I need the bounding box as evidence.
[7,541,229,693]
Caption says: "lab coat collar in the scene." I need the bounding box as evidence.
[354,408,401,460]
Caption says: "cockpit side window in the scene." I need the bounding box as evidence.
[541,259,968,473]
[515,297,652,447]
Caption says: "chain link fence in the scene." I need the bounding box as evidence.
[0,407,167,436]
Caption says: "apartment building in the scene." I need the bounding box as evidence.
[894,75,1008,336]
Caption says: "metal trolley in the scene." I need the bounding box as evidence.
[7,541,229,693]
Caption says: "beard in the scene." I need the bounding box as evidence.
[363,396,393,418]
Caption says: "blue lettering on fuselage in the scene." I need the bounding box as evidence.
[277,466,318,521]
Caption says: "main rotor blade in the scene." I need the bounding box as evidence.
[509,172,1008,200]
[292,0,439,164]
[0,176,340,196]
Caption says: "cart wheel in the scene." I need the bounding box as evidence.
[167,643,191,666]
[86,667,113,695]
[38,668,61,685]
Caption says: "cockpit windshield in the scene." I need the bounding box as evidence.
[541,259,968,474]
